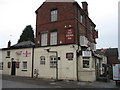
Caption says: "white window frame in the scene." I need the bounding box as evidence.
[80,36,88,47]
[40,56,45,65]
[83,57,90,68]
[50,31,57,45]
[80,14,83,24]
[50,56,57,68]
[41,33,48,46]
[23,61,27,69]
[51,9,57,22]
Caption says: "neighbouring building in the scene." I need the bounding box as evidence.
[2,41,35,77]
[1,0,101,82]
[96,48,120,79]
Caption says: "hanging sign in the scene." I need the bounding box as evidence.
[23,51,31,57]
[82,51,92,57]
[66,53,74,60]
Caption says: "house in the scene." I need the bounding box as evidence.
[34,0,98,81]
[2,41,35,77]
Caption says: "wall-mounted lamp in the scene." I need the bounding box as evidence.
[69,25,72,27]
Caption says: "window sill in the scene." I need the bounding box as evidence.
[22,69,27,71]
[80,68,95,72]
[6,57,10,58]
[51,20,57,23]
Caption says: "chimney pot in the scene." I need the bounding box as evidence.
[82,1,88,15]
[8,40,11,48]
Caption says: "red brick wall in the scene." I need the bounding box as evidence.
[35,2,97,46]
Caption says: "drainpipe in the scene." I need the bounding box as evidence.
[31,46,35,78]
[76,4,80,81]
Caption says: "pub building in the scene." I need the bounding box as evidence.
[1,0,101,81]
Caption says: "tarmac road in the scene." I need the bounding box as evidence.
[1,75,120,89]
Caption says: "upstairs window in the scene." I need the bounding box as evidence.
[50,31,57,45]
[41,32,48,46]
[51,9,58,22]
[7,51,10,57]
[80,14,83,24]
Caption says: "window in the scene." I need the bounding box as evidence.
[51,9,57,22]
[40,56,45,65]
[7,51,10,57]
[8,62,11,68]
[50,56,57,68]
[23,61,27,69]
[80,14,83,24]
[41,33,48,46]
[83,57,90,68]
[0,62,3,70]
[50,31,57,45]
[80,36,88,47]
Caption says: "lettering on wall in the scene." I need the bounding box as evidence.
[65,28,75,43]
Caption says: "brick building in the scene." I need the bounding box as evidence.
[96,48,120,79]
[35,1,98,48]
[33,0,99,81]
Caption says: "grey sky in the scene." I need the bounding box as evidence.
[0,0,118,49]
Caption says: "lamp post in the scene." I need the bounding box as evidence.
[45,48,58,80]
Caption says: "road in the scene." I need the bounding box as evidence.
[1,75,119,89]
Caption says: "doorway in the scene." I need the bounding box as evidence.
[11,61,16,75]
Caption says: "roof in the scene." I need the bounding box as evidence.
[2,41,35,50]
[96,48,118,57]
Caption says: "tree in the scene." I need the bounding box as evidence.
[18,25,35,43]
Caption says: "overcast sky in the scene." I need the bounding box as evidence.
[0,0,119,49]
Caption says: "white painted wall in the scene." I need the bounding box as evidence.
[1,44,98,81]
[78,56,96,81]
[2,48,33,77]
[34,45,78,80]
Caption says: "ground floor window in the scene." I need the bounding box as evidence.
[40,56,45,65]
[83,57,90,68]
[0,62,3,70]
[23,61,27,69]
[8,62,11,68]
[50,56,57,68]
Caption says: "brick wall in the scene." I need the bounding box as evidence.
[35,2,97,46]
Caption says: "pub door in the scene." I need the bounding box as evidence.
[11,61,16,75]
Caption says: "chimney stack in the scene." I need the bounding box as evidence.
[8,40,11,48]
[82,1,88,15]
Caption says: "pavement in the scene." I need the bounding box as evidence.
[1,75,120,89]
